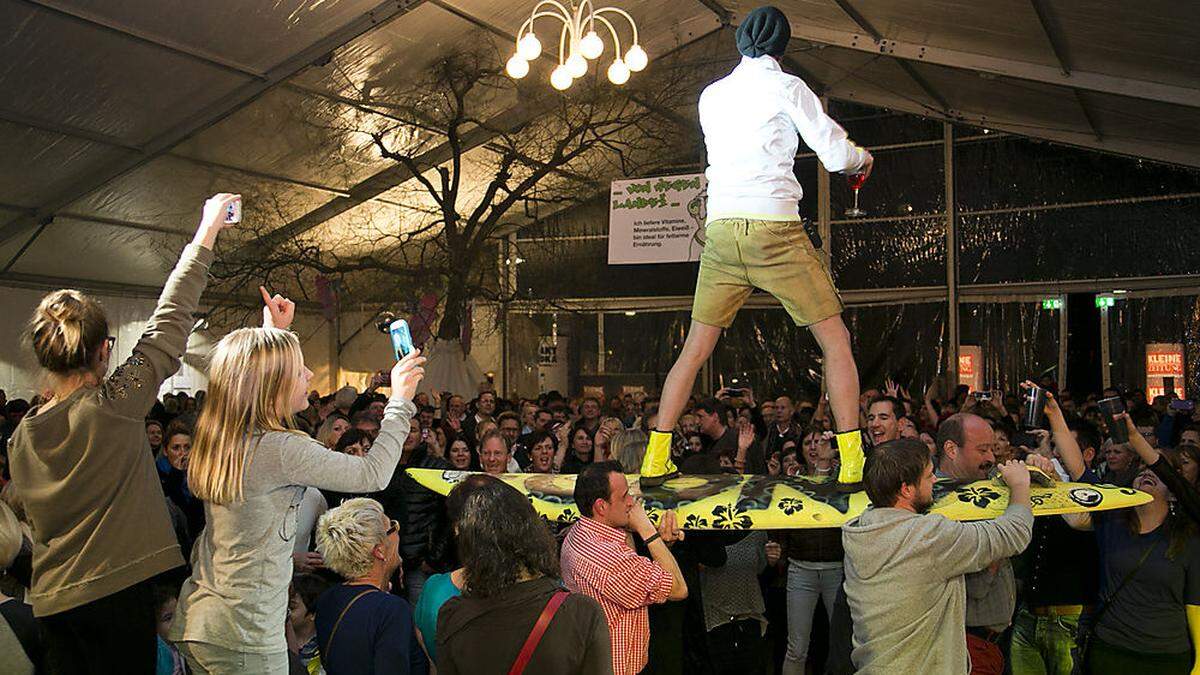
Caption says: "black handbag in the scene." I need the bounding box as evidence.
[1074,539,1160,672]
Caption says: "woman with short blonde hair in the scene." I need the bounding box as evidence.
[170,297,425,674]
[8,194,239,673]
[312,497,429,674]
[315,497,388,580]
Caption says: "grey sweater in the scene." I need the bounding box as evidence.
[169,397,416,653]
[10,244,212,616]
[841,504,1033,675]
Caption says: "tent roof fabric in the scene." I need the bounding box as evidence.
[0,0,1197,290]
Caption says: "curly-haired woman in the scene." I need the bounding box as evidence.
[436,478,612,674]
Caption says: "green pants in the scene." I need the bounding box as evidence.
[1009,608,1078,675]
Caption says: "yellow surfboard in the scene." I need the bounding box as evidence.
[407,469,1151,530]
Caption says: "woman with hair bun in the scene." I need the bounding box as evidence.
[7,194,241,674]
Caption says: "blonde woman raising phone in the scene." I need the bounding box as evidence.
[170,300,425,674]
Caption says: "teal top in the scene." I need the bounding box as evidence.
[413,572,461,663]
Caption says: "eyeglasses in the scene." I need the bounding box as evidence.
[105,336,116,350]
[386,519,400,536]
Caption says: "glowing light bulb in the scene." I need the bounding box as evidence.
[566,52,588,78]
[517,32,543,60]
[625,44,648,72]
[505,54,529,79]
[550,65,573,90]
[607,59,630,85]
[580,30,603,59]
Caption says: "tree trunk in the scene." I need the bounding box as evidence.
[437,273,469,341]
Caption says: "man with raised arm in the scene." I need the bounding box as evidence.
[842,439,1034,674]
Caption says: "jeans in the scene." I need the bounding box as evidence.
[177,641,289,675]
[1009,608,1079,675]
[783,560,842,675]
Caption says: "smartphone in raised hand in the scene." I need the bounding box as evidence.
[389,319,414,360]
[224,197,242,224]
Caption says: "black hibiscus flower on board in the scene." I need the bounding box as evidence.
[556,507,578,523]
[712,504,753,530]
[957,487,1003,509]
[777,498,804,515]
[684,514,710,529]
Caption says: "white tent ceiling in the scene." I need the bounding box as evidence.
[0,0,1197,295]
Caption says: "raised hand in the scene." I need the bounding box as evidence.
[737,417,755,451]
[390,349,426,403]
[194,193,241,249]
[424,428,443,458]
[883,378,900,398]
[260,286,295,330]
[200,193,241,231]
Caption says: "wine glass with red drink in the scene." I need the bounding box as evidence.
[845,172,867,217]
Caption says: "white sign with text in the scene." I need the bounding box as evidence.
[608,173,707,264]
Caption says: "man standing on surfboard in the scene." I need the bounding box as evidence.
[640,5,874,487]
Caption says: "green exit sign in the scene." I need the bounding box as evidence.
[1095,296,1116,308]
[1042,299,1062,310]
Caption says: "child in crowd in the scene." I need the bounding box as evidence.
[289,574,334,675]
[154,583,186,675]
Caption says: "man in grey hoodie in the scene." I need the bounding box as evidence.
[841,438,1034,674]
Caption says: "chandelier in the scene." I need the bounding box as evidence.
[505,0,648,90]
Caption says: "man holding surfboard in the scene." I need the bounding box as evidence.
[640,5,874,488]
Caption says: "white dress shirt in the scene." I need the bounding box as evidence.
[699,55,868,222]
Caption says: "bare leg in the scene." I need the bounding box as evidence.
[808,314,859,432]
[640,321,722,483]
[809,314,865,485]
[656,320,723,430]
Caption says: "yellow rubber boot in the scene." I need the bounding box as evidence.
[835,429,865,489]
[639,430,679,487]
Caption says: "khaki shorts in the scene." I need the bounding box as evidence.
[692,218,843,328]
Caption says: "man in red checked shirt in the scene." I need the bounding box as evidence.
[561,461,689,675]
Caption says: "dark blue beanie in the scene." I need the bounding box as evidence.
[736,6,791,58]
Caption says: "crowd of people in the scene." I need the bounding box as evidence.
[0,193,1196,675]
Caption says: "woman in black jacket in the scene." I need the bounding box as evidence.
[369,417,451,603]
